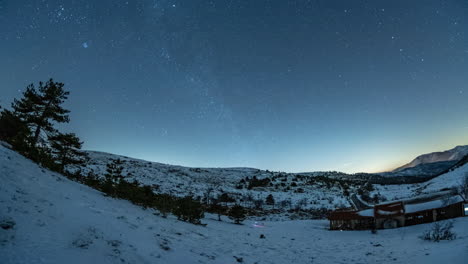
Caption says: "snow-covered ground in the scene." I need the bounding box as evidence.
[1,144,468,263]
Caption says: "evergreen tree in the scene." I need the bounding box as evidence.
[84,170,101,188]
[0,109,31,150]
[123,183,153,207]
[343,188,350,197]
[102,159,124,195]
[106,159,125,182]
[209,199,225,221]
[49,132,86,173]
[173,196,204,224]
[253,199,264,210]
[228,204,246,224]
[218,192,235,206]
[265,194,275,208]
[12,79,70,147]
[363,182,375,192]
[155,194,175,218]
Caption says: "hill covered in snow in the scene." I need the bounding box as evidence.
[64,146,468,218]
[394,145,468,172]
[2,143,468,263]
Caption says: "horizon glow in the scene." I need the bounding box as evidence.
[0,0,467,173]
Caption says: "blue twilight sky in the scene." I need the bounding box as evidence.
[1,0,468,173]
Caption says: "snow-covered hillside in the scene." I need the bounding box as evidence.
[1,144,468,263]
[395,145,468,171]
[70,149,468,217]
[74,150,354,214]
[381,160,457,177]
[370,162,468,202]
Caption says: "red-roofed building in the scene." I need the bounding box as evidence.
[328,194,466,230]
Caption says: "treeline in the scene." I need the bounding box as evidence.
[0,79,248,226]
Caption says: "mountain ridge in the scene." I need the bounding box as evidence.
[82,145,468,178]
[394,145,468,172]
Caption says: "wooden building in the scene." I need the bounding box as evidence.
[328,194,466,230]
[328,210,374,230]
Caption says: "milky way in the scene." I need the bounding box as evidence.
[1,0,467,173]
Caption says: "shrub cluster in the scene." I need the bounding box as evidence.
[420,222,456,242]
[246,176,271,189]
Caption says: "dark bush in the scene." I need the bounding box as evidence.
[173,196,204,224]
[228,205,246,224]
[420,222,456,242]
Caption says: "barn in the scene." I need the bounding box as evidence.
[328,194,466,230]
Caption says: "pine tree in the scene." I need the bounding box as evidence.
[209,199,225,221]
[84,171,101,188]
[218,192,235,206]
[265,194,275,208]
[12,79,70,147]
[155,194,174,218]
[102,159,124,196]
[228,204,246,224]
[107,159,124,182]
[0,109,31,150]
[173,196,204,224]
[49,132,86,173]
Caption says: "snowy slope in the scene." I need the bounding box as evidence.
[1,144,468,263]
[381,160,457,177]
[417,162,468,194]
[70,148,468,216]
[369,163,468,203]
[395,145,468,171]
[74,150,353,213]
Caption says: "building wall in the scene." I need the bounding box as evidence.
[329,202,465,230]
[330,218,374,230]
[375,216,405,229]
[405,202,464,226]
[405,210,433,226]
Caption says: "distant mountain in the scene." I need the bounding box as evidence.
[379,160,458,178]
[394,145,468,172]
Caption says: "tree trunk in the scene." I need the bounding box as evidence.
[32,99,53,146]
[33,125,42,146]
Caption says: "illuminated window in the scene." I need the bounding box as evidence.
[464,204,468,216]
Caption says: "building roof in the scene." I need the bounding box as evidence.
[328,210,373,220]
[332,194,465,220]
[405,195,464,214]
[374,202,405,218]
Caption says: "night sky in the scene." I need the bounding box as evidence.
[1,0,468,173]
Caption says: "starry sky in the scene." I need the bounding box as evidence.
[1,0,468,173]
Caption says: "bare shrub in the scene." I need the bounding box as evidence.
[420,221,456,242]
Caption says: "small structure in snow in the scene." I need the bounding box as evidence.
[328,193,466,230]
